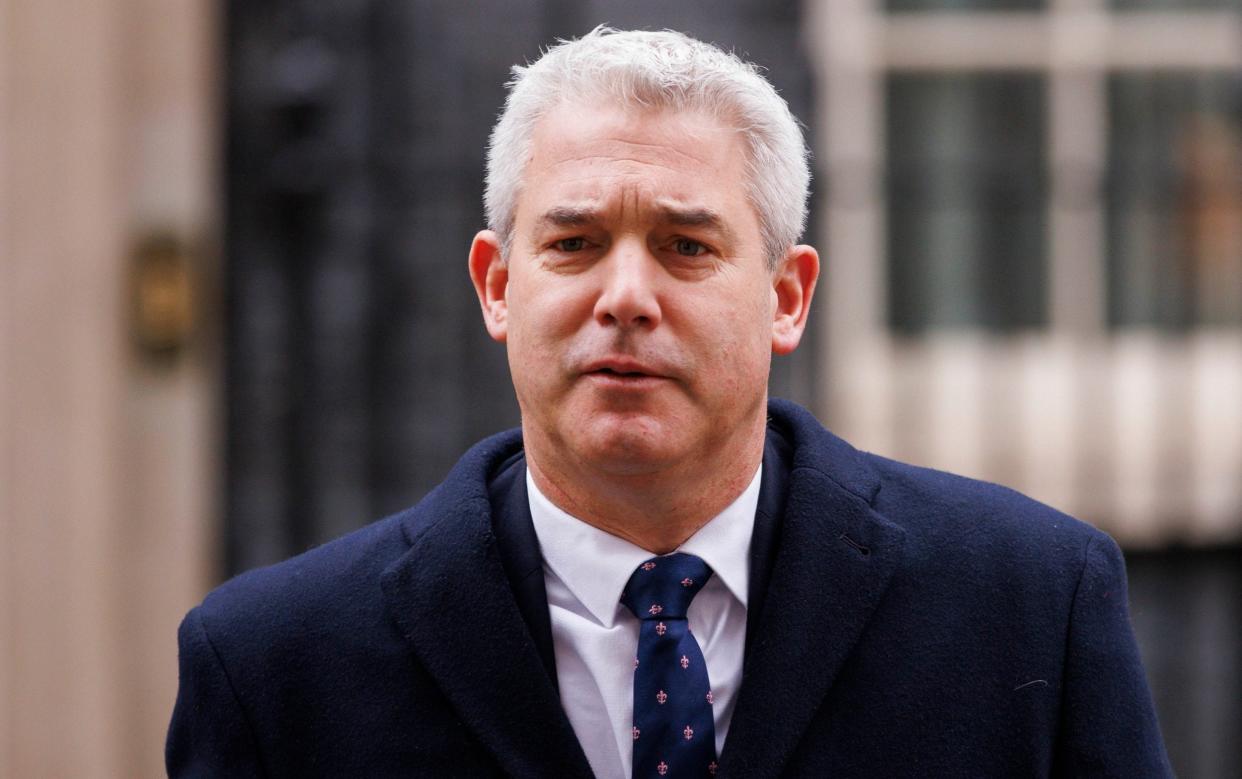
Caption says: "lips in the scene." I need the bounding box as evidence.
[580,357,672,386]
[582,357,665,379]
[591,366,656,380]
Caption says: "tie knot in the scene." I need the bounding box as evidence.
[620,553,713,620]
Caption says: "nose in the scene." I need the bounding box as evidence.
[593,242,662,330]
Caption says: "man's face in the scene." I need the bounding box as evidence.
[472,103,808,481]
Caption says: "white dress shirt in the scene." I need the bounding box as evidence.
[527,466,760,779]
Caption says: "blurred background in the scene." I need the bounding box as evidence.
[2,0,1239,776]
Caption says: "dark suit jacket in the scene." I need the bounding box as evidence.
[167,400,1171,777]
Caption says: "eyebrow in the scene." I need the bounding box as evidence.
[535,204,736,242]
[537,207,599,228]
[656,205,725,230]
[657,205,739,246]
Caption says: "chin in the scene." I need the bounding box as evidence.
[571,418,685,475]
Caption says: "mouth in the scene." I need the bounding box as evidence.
[581,359,670,386]
[590,367,654,378]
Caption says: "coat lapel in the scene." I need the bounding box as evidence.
[719,402,908,779]
[377,403,903,779]
[379,435,593,779]
[487,453,560,687]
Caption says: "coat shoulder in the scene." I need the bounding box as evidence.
[194,427,525,636]
[770,400,1111,596]
[770,397,1108,563]
[869,452,1103,547]
[195,508,415,641]
[859,451,1116,602]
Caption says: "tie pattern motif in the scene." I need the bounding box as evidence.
[621,553,718,778]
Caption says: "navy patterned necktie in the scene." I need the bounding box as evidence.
[621,553,718,778]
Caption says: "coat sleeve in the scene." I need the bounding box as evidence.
[166,606,266,778]
[1053,533,1173,778]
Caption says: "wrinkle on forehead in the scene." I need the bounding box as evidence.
[532,143,722,187]
[569,136,717,167]
[512,103,760,247]
[543,156,689,180]
[529,103,741,167]
[527,122,743,200]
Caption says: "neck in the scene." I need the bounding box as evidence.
[524,413,767,554]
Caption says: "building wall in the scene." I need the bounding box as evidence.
[809,0,1242,546]
[221,0,815,573]
[0,1,217,775]
[0,1,1237,775]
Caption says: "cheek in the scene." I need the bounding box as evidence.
[504,280,586,385]
[720,280,775,350]
[732,289,778,380]
[690,304,772,396]
[510,272,591,333]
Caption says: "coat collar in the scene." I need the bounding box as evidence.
[380,401,904,779]
[718,400,906,778]
[379,430,594,778]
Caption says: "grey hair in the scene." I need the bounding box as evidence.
[484,26,811,269]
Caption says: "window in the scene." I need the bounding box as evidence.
[887,73,1048,333]
[1107,72,1242,328]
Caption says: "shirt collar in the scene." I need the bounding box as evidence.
[527,463,760,628]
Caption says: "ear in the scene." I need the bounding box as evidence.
[771,244,820,355]
[469,230,510,343]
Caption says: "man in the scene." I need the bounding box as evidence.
[168,28,1171,778]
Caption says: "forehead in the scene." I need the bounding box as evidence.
[514,102,757,232]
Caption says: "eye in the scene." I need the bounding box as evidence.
[554,237,587,252]
[672,238,707,257]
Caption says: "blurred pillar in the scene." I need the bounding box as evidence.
[0,0,218,776]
